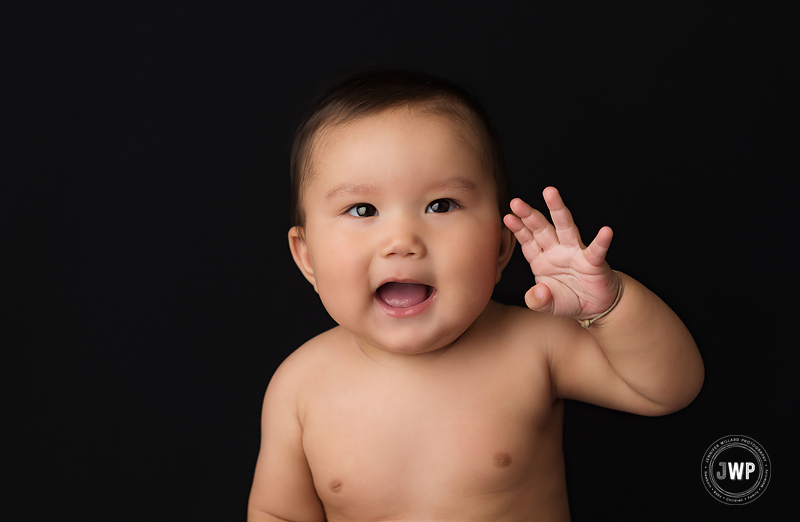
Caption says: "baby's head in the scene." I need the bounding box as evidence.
[287,70,516,357]
[290,69,510,230]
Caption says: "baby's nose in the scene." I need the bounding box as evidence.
[379,221,426,258]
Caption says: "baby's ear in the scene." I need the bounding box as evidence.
[288,226,318,292]
[495,224,516,284]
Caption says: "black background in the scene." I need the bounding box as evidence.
[4,1,797,520]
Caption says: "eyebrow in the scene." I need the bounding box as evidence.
[325,177,477,201]
[325,183,375,201]
[428,177,478,192]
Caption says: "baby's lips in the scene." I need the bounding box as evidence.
[374,280,437,318]
[376,282,433,308]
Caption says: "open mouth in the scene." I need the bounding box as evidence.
[376,282,434,309]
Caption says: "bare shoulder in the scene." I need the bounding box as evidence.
[485,301,588,388]
[487,300,578,350]
[479,301,574,380]
[267,326,351,405]
[273,328,340,377]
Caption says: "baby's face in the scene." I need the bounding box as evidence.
[290,109,512,359]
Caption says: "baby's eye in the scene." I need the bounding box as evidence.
[426,199,456,213]
[347,203,378,217]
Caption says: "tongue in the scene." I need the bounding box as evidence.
[377,282,430,308]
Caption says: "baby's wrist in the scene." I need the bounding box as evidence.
[576,271,623,328]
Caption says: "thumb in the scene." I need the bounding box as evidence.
[524,283,555,314]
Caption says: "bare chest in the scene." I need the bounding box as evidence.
[301,357,561,518]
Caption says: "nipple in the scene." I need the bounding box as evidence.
[494,452,512,467]
[330,479,343,492]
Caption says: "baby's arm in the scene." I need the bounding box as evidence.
[504,187,704,415]
[248,357,326,522]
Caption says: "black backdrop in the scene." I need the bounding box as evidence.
[5,2,797,520]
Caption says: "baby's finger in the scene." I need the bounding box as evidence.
[542,187,583,248]
[503,213,543,259]
[584,226,614,267]
[503,213,533,244]
[524,283,555,314]
[509,198,559,250]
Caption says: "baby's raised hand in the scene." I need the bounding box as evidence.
[503,187,620,323]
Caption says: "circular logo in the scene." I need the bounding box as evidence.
[701,435,770,505]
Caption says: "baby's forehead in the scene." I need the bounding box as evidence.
[309,106,487,169]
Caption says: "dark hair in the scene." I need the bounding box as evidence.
[290,69,510,228]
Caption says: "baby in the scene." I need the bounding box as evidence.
[248,70,704,522]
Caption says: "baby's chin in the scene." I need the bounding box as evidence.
[356,336,459,361]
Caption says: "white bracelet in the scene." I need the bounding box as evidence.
[578,271,623,329]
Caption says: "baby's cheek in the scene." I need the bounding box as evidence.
[312,245,361,293]
[459,228,502,269]
[448,244,501,296]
